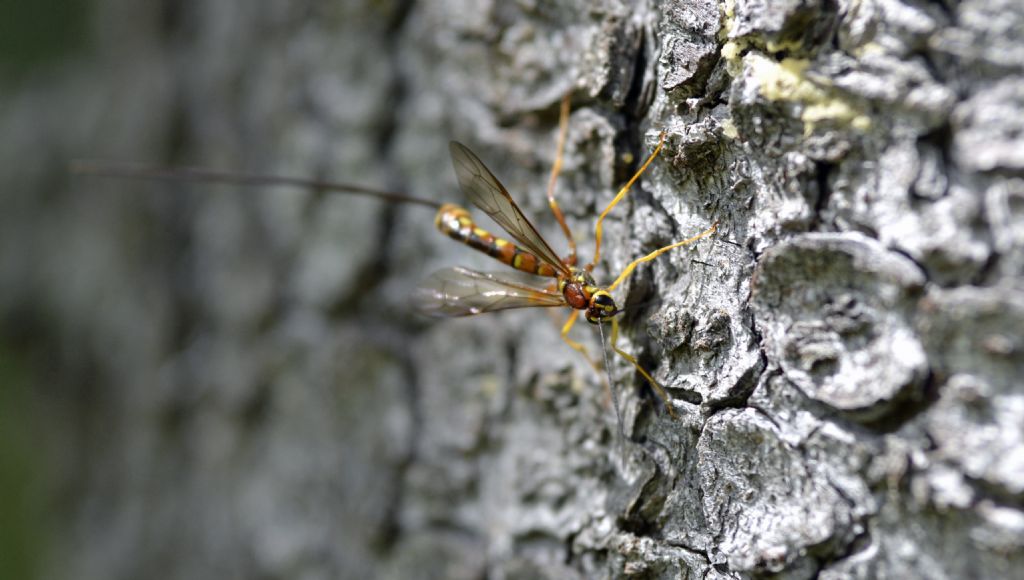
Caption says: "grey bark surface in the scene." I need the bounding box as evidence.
[1,0,1022,578]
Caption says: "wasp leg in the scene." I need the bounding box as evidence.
[608,222,718,291]
[560,309,601,372]
[547,93,577,265]
[560,309,618,407]
[609,317,678,419]
[587,131,667,271]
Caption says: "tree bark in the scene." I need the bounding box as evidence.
[1,0,1022,578]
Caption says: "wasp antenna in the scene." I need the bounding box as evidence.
[70,160,443,209]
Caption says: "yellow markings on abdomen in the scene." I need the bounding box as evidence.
[435,203,558,277]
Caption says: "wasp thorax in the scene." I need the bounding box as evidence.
[560,269,598,311]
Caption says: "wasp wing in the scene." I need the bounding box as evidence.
[449,142,570,276]
[414,266,567,317]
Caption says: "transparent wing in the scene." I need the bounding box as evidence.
[414,266,567,317]
[449,142,570,276]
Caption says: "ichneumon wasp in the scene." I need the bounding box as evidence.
[73,95,718,419]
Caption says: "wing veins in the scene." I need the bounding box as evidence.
[415,267,567,317]
[449,142,570,276]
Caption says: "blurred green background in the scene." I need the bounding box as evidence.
[1,3,94,578]
[0,352,43,580]
[0,0,90,78]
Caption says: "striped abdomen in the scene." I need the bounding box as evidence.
[434,203,558,277]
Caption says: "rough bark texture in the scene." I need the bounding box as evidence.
[1,0,1022,578]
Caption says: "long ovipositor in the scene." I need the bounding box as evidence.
[434,203,558,277]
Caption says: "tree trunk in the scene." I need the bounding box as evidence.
[1,0,1022,578]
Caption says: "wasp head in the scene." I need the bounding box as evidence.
[585,290,618,324]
